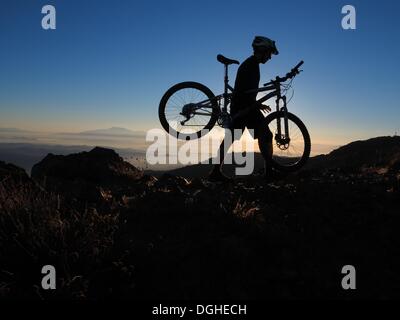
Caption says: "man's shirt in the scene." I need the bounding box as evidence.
[230,55,260,115]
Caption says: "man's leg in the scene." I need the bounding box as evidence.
[210,137,231,173]
[209,127,242,179]
[256,121,274,177]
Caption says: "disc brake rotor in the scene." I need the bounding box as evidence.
[275,134,291,150]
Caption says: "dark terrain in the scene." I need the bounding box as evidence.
[0,136,399,300]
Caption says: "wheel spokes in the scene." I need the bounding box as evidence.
[164,88,214,134]
[269,117,306,166]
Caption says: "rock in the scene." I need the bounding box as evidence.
[31,147,145,204]
[0,161,31,185]
[0,161,51,215]
[0,161,39,196]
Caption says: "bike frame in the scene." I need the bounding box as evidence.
[188,64,290,140]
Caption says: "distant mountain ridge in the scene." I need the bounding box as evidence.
[78,127,144,136]
[1,136,399,178]
[0,126,144,136]
[306,136,400,172]
[165,136,400,178]
[0,127,33,133]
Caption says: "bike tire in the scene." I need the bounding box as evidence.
[262,111,311,172]
[158,82,219,140]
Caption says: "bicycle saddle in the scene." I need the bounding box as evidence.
[217,54,239,65]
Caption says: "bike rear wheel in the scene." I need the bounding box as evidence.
[158,82,219,140]
[262,111,311,172]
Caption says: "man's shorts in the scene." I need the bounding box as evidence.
[231,110,272,140]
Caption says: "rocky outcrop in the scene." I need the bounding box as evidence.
[0,161,32,185]
[31,147,144,204]
[304,136,400,173]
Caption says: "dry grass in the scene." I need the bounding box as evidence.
[0,176,119,299]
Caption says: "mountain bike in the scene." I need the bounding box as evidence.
[158,54,311,172]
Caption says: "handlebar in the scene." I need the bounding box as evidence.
[294,60,304,70]
[263,60,304,86]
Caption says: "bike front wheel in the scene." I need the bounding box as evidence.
[158,82,219,140]
[262,111,311,172]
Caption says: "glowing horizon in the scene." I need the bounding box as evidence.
[1,1,399,154]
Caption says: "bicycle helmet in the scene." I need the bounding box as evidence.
[252,36,279,55]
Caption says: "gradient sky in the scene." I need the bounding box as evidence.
[1,0,399,145]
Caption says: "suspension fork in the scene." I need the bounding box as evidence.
[282,96,290,138]
[275,96,290,140]
[222,64,229,113]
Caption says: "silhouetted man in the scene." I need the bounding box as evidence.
[209,36,279,182]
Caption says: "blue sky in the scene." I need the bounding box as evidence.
[0,0,399,145]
